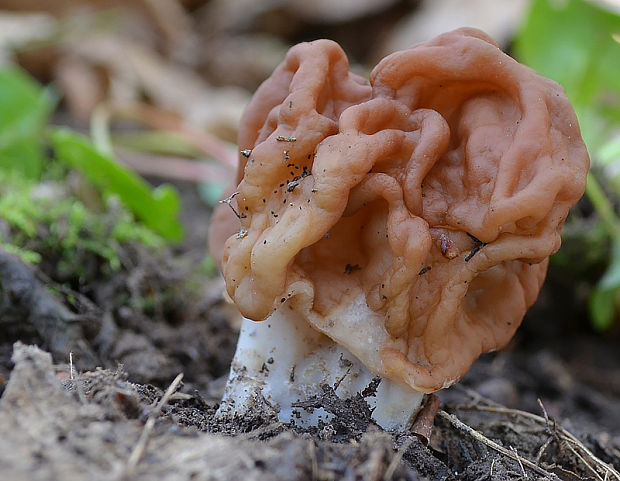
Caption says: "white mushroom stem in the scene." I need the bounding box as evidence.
[216,306,425,431]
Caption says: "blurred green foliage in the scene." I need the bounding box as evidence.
[0,67,54,179]
[515,0,620,329]
[51,129,183,241]
[0,66,182,272]
[0,170,163,272]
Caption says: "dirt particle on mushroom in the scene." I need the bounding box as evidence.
[344,264,361,274]
[286,180,299,192]
[218,191,241,218]
[418,266,432,275]
[464,233,487,262]
[440,233,458,259]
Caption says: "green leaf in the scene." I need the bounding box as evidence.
[0,67,54,179]
[598,135,620,167]
[599,237,620,290]
[589,238,620,330]
[50,128,184,241]
[589,285,619,331]
[0,139,47,179]
[0,67,53,146]
[598,135,620,194]
[514,0,620,148]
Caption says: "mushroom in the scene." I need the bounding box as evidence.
[209,28,589,431]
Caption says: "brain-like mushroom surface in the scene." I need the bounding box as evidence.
[213,28,589,394]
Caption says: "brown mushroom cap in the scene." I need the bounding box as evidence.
[211,29,589,393]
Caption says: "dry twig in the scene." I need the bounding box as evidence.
[69,352,75,381]
[124,372,184,476]
[309,440,319,481]
[235,421,284,441]
[383,437,413,481]
[452,394,620,481]
[438,410,557,479]
[411,393,441,445]
[510,445,528,478]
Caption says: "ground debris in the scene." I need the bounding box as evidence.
[0,343,433,480]
[291,383,376,441]
[1,341,619,481]
[0,344,318,481]
[434,386,620,481]
[411,393,441,445]
[438,409,559,479]
[0,248,99,369]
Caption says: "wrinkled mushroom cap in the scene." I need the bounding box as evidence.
[210,28,589,393]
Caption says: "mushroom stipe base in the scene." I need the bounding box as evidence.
[216,307,425,431]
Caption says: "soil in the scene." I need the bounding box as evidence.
[0,182,619,481]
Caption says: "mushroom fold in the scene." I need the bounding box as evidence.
[212,28,589,424]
